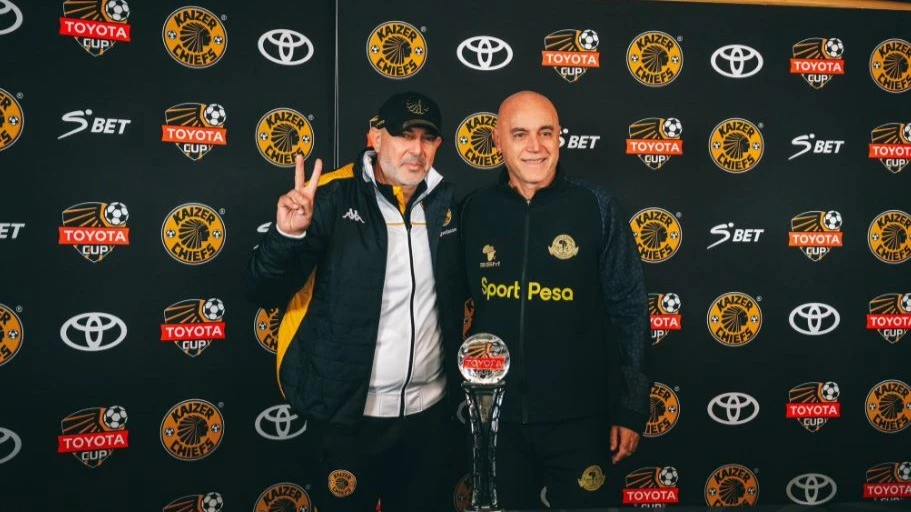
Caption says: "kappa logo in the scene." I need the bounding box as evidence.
[258,29,313,66]
[629,207,682,263]
[790,133,845,161]
[864,462,911,500]
[707,222,765,250]
[711,44,763,78]
[160,399,224,461]
[0,0,22,36]
[256,108,314,167]
[789,210,844,262]
[367,20,426,79]
[254,307,282,353]
[342,208,365,224]
[870,39,911,94]
[255,404,307,441]
[0,87,24,152]
[255,483,312,512]
[787,473,837,505]
[161,103,228,161]
[457,112,502,169]
[789,303,840,336]
[791,37,845,89]
[59,202,131,263]
[707,292,762,346]
[0,427,21,465]
[58,405,130,468]
[60,312,127,352]
[626,31,683,87]
[162,6,227,69]
[627,117,683,170]
[59,0,132,57]
[787,382,842,432]
[161,298,227,357]
[866,293,911,344]
[162,492,224,512]
[644,382,680,437]
[649,292,682,345]
[709,118,764,173]
[623,466,680,505]
[161,203,226,265]
[705,464,759,506]
[868,121,911,174]
[865,379,911,433]
[457,36,512,71]
[0,303,24,367]
[59,109,131,140]
[868,210,911,264]
[542,28,600,83]
[707,392,760,425]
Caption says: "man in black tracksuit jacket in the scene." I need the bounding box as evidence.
[460,91,652,509]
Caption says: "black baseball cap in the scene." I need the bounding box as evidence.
[372,91,442,138]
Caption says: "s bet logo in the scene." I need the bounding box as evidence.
[559,128,600,149]
[707,223,765,249]
[59,109,131,140]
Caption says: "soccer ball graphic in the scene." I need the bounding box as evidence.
[103,405,128,429]
[578,29,599,51]
[821,381,840,401]
[662,118,683,138]
[823,210,842,230]
[104,202,129,226]
[105,0,130,22]
[204,104,227,127]
[202,492,224,512]
[900,293,911,313]
[203,298,225,320]
[898,462,911,481]
[824,37,844,58]
[659,466,679,486]
[902,123,911,143]
[661,293,682,314]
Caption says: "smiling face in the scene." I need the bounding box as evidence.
[492,91,561,199]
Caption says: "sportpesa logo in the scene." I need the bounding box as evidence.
[867,293,911,344]
[707,292,762,347]
[162,102,228,161]
[162,6,227,69]
[161,298,227,357]
[644,382,680,437]
[865,379,911,433]
[789,210,843,262]
[869,121,911,174]
[160,399,224,460]
[868,210,911,264]
[256,108,314,167]
[0,303,23,367]
[790,37,845,89]
[870,39,911,93]
[0,88,24,152]
[542,28,600,83]
[629,208,682,263]
[254,483,312,512]
[705,464,759,507]
[456,112,502,170]
[627,117,684,171]
[58,405,129,468]
[367,21,426,79]
[58,201,131,263]
[59,0,132,57]
[626,31,683,87]
[787,381,841,432]
[254,307,282,353]
[649,292,682,345]
[709,118,764,173]
[161,203,226,265]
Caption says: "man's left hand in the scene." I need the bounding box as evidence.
[610,425,640,463]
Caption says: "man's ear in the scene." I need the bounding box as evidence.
[491,127,501,150]
[368,127,381,150]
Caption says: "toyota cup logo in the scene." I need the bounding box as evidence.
[0,0,22,35]
[790,303,841,335]
[60,313,127,352]
[0,427,21,464]
[258,29,313,66]
[786,473,837,505]
[254,404,307,440]
[711,44,764,78]
[707,392,760,425]
[457,35,513,71]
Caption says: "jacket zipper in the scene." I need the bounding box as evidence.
[400,210,418,416]
[519,200,531,423]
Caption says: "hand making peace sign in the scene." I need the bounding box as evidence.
[276,154,322,236]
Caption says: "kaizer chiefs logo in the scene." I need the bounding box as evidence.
[650,292,682,345]
[866,379,911,433]
[627,117,684,171]
[161,298,227,357]
[870,39,911,93]
[162,6,227,69]
[329,469,357,497]
[867,293,911,344]
[161,203,226,265]
[645,382,680,437]
[254,483,311,512]
[367,21,426,79]
[789,210,843,262]
[629,207,682,263]
[868,210,911,264]
[59,0,132,57]
[254,307,282,354]
[59,202,131,263]
[786,382,841,432]
[542,29,601,83]
[864,462,911,499]
[456,112,502,170]
[0,303,23,367]
[708,292,762,347]
[0,88,24,152]
[58,405,129,468]
[705,464,759,507]
[869,122,911,174]
[256,108,314,167]
[626,31,683,87]
[710,118,764,173]
[163,491,224,512]
[161,399,224,460]
[790,37,845,89]
[162,103,228,161]
[623,466,681,505]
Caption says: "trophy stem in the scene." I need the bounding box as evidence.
[462,381,506,512]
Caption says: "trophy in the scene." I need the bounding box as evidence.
[458,333,510,512]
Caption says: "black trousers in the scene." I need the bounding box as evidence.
[312,400,455,512]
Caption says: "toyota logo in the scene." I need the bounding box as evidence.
[789,303,840,336]
[0,0,23,36]
[707,392,760,425]
[258,29,314,66]
[786,473,837,505]
[457,35,513,71]
[254,404,307,440]
[711,44,763,78]
[0,427,21,464]
[60,313,127,352]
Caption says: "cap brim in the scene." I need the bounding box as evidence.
[389,119,441,137]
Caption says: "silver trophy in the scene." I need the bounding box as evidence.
[458,333,510,512]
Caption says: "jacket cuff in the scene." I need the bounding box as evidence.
[611,406,648,434]
[274,223,307,239]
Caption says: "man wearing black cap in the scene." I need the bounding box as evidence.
[245,91,464,511]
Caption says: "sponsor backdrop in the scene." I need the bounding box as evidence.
[0,0,909,510]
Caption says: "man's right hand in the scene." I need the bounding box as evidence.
[276,154,322,236]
